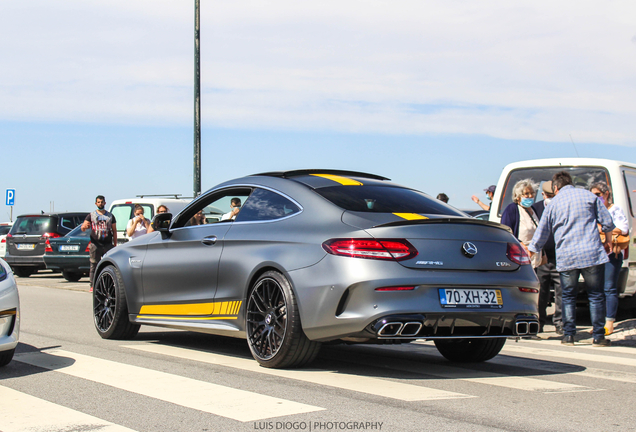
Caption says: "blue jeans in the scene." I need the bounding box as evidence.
[559,264,606,338]
[604,253,623,322]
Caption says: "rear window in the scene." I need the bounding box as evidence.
[314,186,465,216]
[65,225,90,238]
[110,204,153,227]
[10,217,56,236]
[498,166,610,216]
[0,226,11,236]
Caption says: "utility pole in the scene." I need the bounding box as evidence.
[193,0,202,197]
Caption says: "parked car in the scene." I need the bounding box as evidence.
[0,222,13,257]
[93,170,539,368]
[0,258,19,367]
[4,212,88,277]
[490,158,636,313]
[460,210,490,220]
[43,225,90,282]
[109,196,191,244]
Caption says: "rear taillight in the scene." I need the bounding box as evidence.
[507,242,530,265]
[519,287,539,293]
[45,240,53,253]
[42,232,61,239]
[375,286,416,291]
[6,234,12,238]
[0,238,5,243]
[322,238,418,261]
[85,245,90,252]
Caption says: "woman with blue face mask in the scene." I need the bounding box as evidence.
[501,179,543,268]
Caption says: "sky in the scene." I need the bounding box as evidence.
[2,1,636,219]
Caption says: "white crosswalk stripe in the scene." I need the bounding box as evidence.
[123,344,473,401]
[14,349,323,422]
[0,385,138,432]
[126,343,596,395]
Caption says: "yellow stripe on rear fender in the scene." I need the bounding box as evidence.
[310,174,363,186]
[393,213,429,220]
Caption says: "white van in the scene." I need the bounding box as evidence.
[109,196,192,243]
[490,158,636,310]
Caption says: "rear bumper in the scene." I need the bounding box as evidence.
[4,255,45,269]
[43,256,90,273]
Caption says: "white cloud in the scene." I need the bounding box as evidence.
[1,0,636,144]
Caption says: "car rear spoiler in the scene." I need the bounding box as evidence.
[373,217,513,234]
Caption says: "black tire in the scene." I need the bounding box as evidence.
[13,267,34,278]
[63,271,82,282]
[434,338,506,362]
[246,271,321,368]
[0,348,15,367]
[93,266,140,340]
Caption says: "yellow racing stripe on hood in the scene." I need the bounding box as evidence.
[393,213,429,220]
[310,174,363,186]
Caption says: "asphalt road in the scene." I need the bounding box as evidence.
[1,273,636,432]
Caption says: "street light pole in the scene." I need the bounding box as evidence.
[193,0,201,197]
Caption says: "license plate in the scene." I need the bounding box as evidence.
[16,243,35,250]
[439,289,503,308]
[59,245,80,252]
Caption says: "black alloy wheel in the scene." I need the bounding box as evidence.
[93,266,140,340]
[246,271,320,368]
[62,271,82,282]
[12,267,34,278]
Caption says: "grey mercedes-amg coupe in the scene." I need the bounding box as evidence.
[93,170,540,368]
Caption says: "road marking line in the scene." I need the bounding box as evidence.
[525,338,636,354]
[14,349,323,422]
[333,343,597,393]
[123,344,472,401]
[0,385,138,432]
[501,344,636,368]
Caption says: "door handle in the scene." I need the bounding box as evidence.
[201,236,217,246]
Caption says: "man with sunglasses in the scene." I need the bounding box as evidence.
[528,172,614,347]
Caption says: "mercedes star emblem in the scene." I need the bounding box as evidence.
[462,242,478,258]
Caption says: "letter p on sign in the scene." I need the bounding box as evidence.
[6,189,15,206]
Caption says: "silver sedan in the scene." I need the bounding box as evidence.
[0,258,20,367]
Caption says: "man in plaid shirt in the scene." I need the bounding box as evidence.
[529,171,614,347]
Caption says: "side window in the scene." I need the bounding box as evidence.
[236,188,301,222]
[143,205,153,219]
[173,188,253,228]
[61,217,74,230]
[623,170,636,217]
[111,205,133,225]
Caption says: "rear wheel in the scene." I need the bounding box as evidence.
[434,338,506,362]
[12,267,34,278]
[246,271,320,368]
[0,349,15,367]
[63,271,82,282]
[93,266,140,339]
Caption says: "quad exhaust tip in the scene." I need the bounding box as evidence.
[516,320,539,336]
[376,321,423,337]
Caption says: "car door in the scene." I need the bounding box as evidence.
[140,188,252,309]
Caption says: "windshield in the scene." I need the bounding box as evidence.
[498,166,610,216]
[10,216,55,236]
[315,186,465,216]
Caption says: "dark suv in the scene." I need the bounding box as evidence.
[5,213,88,277]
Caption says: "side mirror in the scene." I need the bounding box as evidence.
[152,213,172,232]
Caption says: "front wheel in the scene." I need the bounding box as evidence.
[13,267,34,278]
[246,271,320,368]
[63,271,82,282]
[434,338,506,362]
[0,349,15,367]
[93,266,140,340]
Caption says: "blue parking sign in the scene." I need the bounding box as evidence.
[6,189,15,206]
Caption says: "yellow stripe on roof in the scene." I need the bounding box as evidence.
[393,213,429,220]
[310,174,363,186]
